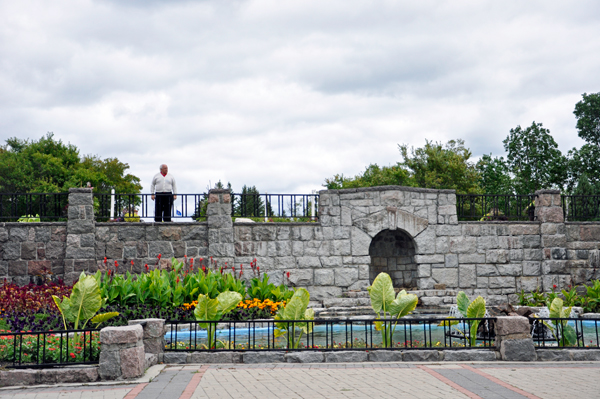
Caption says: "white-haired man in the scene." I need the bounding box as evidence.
[151,164,177,222]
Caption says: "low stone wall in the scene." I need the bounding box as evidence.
[2,187,600,305]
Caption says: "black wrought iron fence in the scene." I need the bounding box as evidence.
[231,193,319,220]
[0,328,101,368]
[0,193,69,221]
[530,317,600,349]
[456,194,536,221]
[165,317,496,351]
[562,195,600,222]
[93,193,208,221]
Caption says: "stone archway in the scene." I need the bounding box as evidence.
[369,229,417,289]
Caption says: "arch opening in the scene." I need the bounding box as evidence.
[369,229,417,289]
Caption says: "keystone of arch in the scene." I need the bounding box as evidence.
[353,206,429,238]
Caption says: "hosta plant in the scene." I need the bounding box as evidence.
[367,273,418,348]
[541,297,577,347]
[439,291,486,347]
[274,288,314,349]
[194,291,243,349]
[52,271,119,330]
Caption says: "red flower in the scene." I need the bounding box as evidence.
[131,260,134,266]
[220,267,223,274]
[107,270,112,276]
[553,284,557,289]
[114,260,118,268]
[103,257,107,264]
[70,353,76,359]
[145,264,149,272]
[176,276,180,284]
[158,254,162,259]
[239,270,243,277]
[287,271,290,279]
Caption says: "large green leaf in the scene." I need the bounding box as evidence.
[562,324,577,346]
[367,273,395,314]
[91,312,120,327]
[67,272,102,329]
[549,297,564,319]
[216,291,243,315]
[283,289,310,320]
[194,294,219,328]
[466,296,486,319]
[389,293,418,318]
[456,291,470,317]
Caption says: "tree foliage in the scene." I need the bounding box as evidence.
[476,154,513,194]
[324,164,410,190]
[399,139,480,194]
[0,133,141,194]
[574,92,600,146]
[502,122,567,195]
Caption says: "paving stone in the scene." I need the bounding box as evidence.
[443,350,497,361]
[368,350,403,362]
[286,352,325,363]
[402,350,441,361]
[243,351,286,363]
[324,351,369,363]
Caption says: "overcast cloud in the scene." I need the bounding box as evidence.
[1,0,599,194]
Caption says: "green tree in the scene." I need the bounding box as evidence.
[574,92,600,145]
[399,139,480,194]
[503,122,567,195]
[324,164,411,190]
[476,154,513,194]
[0,133,142,194]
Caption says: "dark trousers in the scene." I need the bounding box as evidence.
[155,192,173,222]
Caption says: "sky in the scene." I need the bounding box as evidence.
[1,0,599,195]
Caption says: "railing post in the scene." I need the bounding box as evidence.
[64,188,96,284]
[99,324,145,380]
[495,316,536,361]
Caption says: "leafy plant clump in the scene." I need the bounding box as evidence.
[517,281,600,313]
[194,291,243,349]
[274,288,315,349]
[439,291,486,347]
[367,272,418,348]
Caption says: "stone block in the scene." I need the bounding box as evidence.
[486,250,508,264]
[543,234,566,247]
[67,219,95,234]
[163,352,189,364]
[496,316,530,336]
[2,242,20,260]
[458,253,485,263]
[499,339,536,361]
[0,369,37,387]
[288,269,313,286]
[570,350,600,361]
[445,254,458,268]
[314,269,334,285]
[402,350,441,361]
[488,276,515,289]
[101,325,143,345]
[99,350,121,380]
[286,352,325,363]
[458,264,476,288]
[477,264,498,277]
[551,248,567,260]
[65,246,96,259]
[523,249,542,261]
[417,264,431,278]
[431,268,458,287]
[523,235,541,248]
[414,254,444,264]
[148,241,174,258]
[449,236,477,254]
[443,350,497,361]
[368,350,403,362]
[324,351,368,363]
[335,268,358,287]
[536,207,563,223]
[307,286,343,299]
[120,346,145,379]
[191,352,240,363]
[536,350,572,361]
[8,260,27,276]
[496,264,522,276]
[128,318,165,339]
[542,260,568,275]
[243,352,286,363]
[436,225,462,236]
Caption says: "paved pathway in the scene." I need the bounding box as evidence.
[1,362,599,399]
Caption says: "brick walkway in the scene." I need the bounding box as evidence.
[1,363,599,399]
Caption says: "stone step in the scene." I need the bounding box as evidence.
[342,290,370,298]
[322,298,371,308]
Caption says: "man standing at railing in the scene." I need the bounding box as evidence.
[151,164,177,222]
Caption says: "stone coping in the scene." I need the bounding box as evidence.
[233,222,320,226]
[320,186,455,194]
[94,221,208,226]
[565,221,600,225]
[0,222,67,226]
[458,221,540,224]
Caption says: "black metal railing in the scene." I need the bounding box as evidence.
[456,194,536,221]
[530,317,600,349]
[0,328,101,368]
[0,193,69,221]
[164,317,495,351]
[562,195,600,222]
[231,193,319,220]
[94,193,208,221]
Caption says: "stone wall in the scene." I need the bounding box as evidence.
[2,186,600,306]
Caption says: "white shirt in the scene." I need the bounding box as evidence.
[151,173,177,194]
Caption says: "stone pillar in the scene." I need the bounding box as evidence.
[65,188,96,284]
[207,189,234,263]
[128,318,165,365]
[535,189,569,290]
[495,316,536,361]
[99,324,145,380]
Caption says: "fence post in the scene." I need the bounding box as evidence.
[64,188,96,284]
[99,324,145,380]
[495,316,536,361]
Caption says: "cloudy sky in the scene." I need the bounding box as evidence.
[1,0,599,195]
